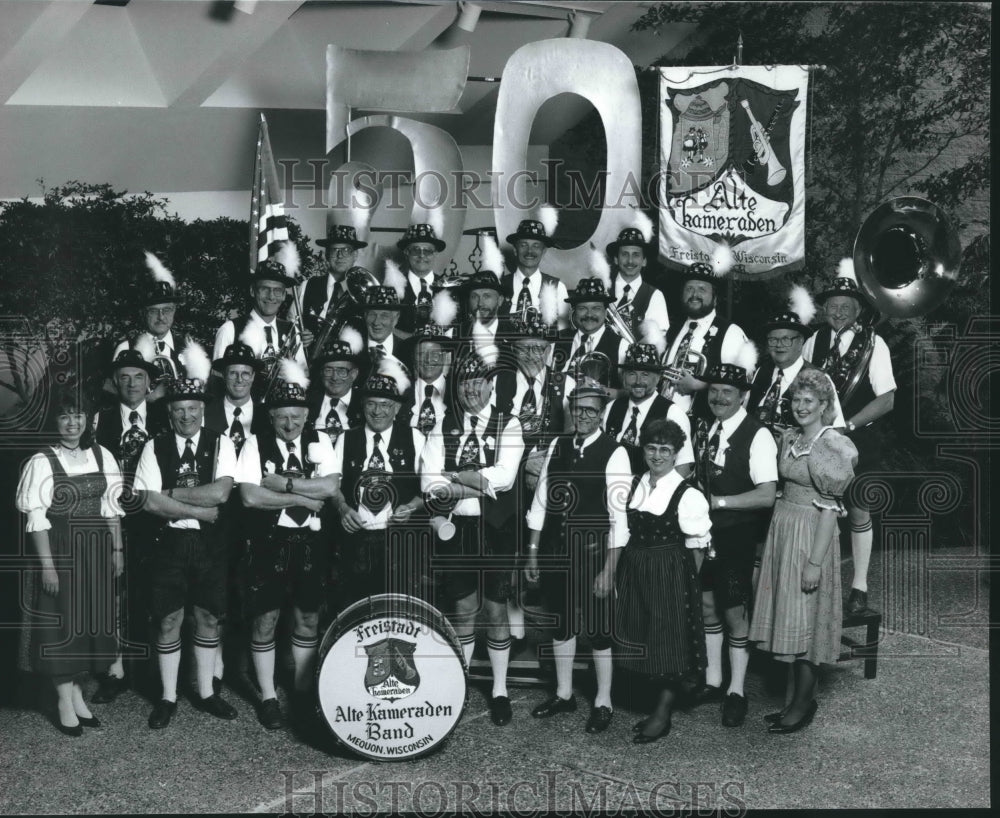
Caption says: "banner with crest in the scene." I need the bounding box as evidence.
[657,65,809,277]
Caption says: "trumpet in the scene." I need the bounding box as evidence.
[660,347,709,400]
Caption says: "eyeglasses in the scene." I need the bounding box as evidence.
[406,247,436,257]
[322,366,355,379]
[826,306,856,318]
[418,352,445,364]
[145,306,175,317]
[256,285,286,297]
[570,406,601,418]
[643,444,677,457]
[328,247,355,258]
[766,336,800,348]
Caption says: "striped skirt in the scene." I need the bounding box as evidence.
[749,496,842,664]
[615,543,705,681]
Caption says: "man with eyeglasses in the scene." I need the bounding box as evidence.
[499,210,570,330]
[302,221,368,357]
[306,337,364,441]
[397,221,448,334]
[803,262,896,616]
[358,286,410,383]
[213,259,307,401]
[409,325,453,438]
[524,379,631,735]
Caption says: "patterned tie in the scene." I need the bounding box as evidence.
[521,377,538,417]
[324,401,344,441]
[585,334,594,354]
[673,321,698,368]
[177,438,197,488]
[367,432,386,472]
[180,438,196,469]
[263,325,276,363]
[574,436,586,460]
[621,406,640,447]
[417,385,436,435]
[516,279,532,314]
[827,328,848,367]
[417,278,432,307]
[458,416,481,468]
[120,410,148,470]
[362,432,389,514]
[230,407,246,454]
[284,440,309,525]
[707,424,722,465]
[759,369,783,424]
[617,283,631,309]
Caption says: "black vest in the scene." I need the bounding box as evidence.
[605,394,675,474]
[666,314,732,420]
[151,429,223,536]
[339,425,419,515]
[247,427,322,533]
[746,359,822,431]
[441,406,517,528]
[494,368,567,449]
[305,387,364,434]
[810,327,878,419]
[610,275,656,338]
[697,413,769,535]
[204,398,268,441]
[541,433,621,550]
[553,327,626,388]
[95,402,168,487]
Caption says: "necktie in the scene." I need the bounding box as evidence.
[417,384,436,435]
[283,441,310,525]
[156,340,166,353]
[324,401,344,440]
[230,407,246,454]
[121,410,147,469]
[585,334,594,354]
[372,344,386,362]
[417,278,432,306]
[516,279,532,314]
[521,377,538,417]
[621,406,640,447]
[362,432,389,514]
[177,438,197,487]
[707,424,722,465]
[367,432,386,472]
[759,369,783,424]
[673,321,698,368]
[827,328,847,367]
[263,325,276,360]
[574,436,586,459]
[617,283,631,308]
[458,416,481,468]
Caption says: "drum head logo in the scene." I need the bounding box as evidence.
[364,638,419,702]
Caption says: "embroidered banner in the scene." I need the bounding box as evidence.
[657,66,809,277]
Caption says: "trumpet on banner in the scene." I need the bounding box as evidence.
[740,99,787,186]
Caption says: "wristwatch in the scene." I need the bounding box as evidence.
[717,497,727,509]
[285,477,294,494]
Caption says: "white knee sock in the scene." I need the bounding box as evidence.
[704,623,724,688]
[156,639,182,703]
[592,648,613,709]
[552,637,576,700]
[251,640,277,701]
[487,637,511,698]
[727,636,749,697]
[851,521,873,592]
[193,634,220,699]
[291,633,318,693]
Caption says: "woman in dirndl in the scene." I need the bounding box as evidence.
[616,419,711,744]
[750,368,857,734]
[16,388,125,736]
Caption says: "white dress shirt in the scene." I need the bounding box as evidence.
[611,276,670,334]
[223,397,254,434]
[526,430,632,549]
[315,392,353,432]
[704,407,779,485]
[665,310,750,414]
[603,395,695,467]
[134,431,238,530]
[803,328,897,401]
[116,401,149,439]
[213,309,306,367]
[627,469,711,548]
[512,269,571,329]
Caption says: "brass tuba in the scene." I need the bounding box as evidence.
[309,265,380,362]
[853,196,961,319]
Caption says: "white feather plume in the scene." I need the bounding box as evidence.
[144,251,175,287]
[479,233,506,275]
[589,244,612,291]
[179,338,211,382]
[733,340,759,379]
[338,326,363,356]
[471,320,493,356]
[239,322,266,354]
[837,257,857,283]
[274,241,300,279]
[536,204,558,237]
[711,242,734,276]
[639,319,667,358]
[382,259,407,299]
[377,356,412,395]
[479,342,499,369]
[431,290,458,327]
[788,284,817,325]
[630,209,655,244]
[539,282,559,327]
[349,188,373,233]
[133,334,155,363]
[424,207,444,240]
[279,357,310,389]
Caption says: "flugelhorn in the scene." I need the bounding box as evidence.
[660,347,709,401]
[605,303,638,345]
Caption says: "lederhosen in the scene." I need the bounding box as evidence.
[232,314,294,402]
[147,430,227,621]
[610,274,656,341]
[19,447,117,680]
[695,414,769,610]
[605,394,677,475]
[553,327,627,389]
[431,407,518,607]
[665,315,731,423]
[243,428,328,618]
[811,327,883,476]
[537,433,620,649]
[336,425,424,607]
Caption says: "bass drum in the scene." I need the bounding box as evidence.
[316,593,467,761]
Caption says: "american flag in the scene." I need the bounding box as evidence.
[249,113,288,274]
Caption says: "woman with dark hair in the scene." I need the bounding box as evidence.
[750,368,858,733]
[16,387,125,736]
[616,418,711,743]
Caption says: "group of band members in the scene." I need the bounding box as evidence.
[16,203,895,743]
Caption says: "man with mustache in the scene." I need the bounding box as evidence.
[555,277,629,390]
[662,260,749,421]
[500,212,569,330]
[692,355,778,727]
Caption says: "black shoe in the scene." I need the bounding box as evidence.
[763,710,786,725]
[721,693,748,727]
[531,694,577,718]
[768,700,818,734]
[194,693,238,721]
[585,705,613,734]
[845,589,868,615]
[489,696,513,727]
[212,677,223,697]
[56,721,83,737]
[690,684,725,707]
[632,718,649,732]
[148,699,177,729]
[77,715,101,728]
[91,674,127,704]
[258,698,284,730]
[633,718,671,744]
